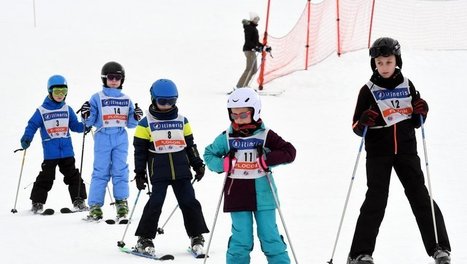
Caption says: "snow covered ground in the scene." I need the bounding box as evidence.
[1,1,466,263]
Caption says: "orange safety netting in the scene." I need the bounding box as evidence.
[258,0,467,88]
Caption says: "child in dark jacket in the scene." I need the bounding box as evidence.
[348,37,451,264]
[20,75,88,213]
[132,79,209,256]
[204,87,296,264]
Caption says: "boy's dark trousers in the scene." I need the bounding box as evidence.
[135,178,209,239]
[349,154,450,258]
[30,157,87,204]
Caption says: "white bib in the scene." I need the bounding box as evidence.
[227,129,269,179]
[39,105,70,139]
[368,78,413,127]
[147,113,187,154]
[99,92,130,128]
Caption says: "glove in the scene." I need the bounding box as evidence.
[20,137,31,150]
[413,98,429,116]
[78,101,91,119]
[194,164,205,181]
[265,46,272,52]
[134,103,143,121]
[134,173,148,190]
[256,146,269,172]
[84,126,92,135]
[223,148,238,173]
[359,109,379,127]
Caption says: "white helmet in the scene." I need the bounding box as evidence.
[227,87,261,121]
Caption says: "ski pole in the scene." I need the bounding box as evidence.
[203,172,228,264]
[264,171,299,264]
[117,189,142,248]
[327,126,367,264]
[157,179,197,234]
[419,115,440,246]
[75,121,88,204]
[11,148,27,213]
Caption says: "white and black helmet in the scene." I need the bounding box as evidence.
[227,87,261,121]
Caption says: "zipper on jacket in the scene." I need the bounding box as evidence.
[393,123,398,154]
[168,153,176,180]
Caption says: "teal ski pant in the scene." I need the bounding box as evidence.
[226,210,290,264]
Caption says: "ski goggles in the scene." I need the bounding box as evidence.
[369,44,401,58]
[155,97,177,106]
[102,73,123,81]
[230,111,251,120]
[52,87,68,96]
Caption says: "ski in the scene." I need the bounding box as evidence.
[105,217,129,225]
[60,207,78,214]
[82,215,102,223]
[40,208,55,215]
[187,246,207,259]
[258,89,284,96]
[119,246,174,260]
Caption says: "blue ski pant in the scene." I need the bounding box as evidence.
[227,210,290,264]
[88,130,129,207]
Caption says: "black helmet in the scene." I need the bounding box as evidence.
[101,61,125,87]
[369,37,402,70]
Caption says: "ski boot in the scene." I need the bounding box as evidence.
[115,199,129,218]
[73,199,89,212]
[433,249,451,264]
[347,254,374,264]
[85,205,103,221]
[31,202,44,214]
[136,237,155,256]
[190,234,205,256]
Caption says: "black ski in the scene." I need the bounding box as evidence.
[119,247,174,260]
[60,207,76,214]
[41,208,55,215]
[105,217,129,225]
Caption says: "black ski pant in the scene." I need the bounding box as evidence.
[135,178,209,239]
[349,154,450,258]
[30,157,87,204]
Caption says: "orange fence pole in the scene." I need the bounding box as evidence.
[368,0,376,48]
[305,0,311,70]
[258,0,271,90]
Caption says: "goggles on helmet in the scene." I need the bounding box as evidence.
[102,73,123,81]
[369,44,400,58]
[52,87,68,96]
[155,97,177,106]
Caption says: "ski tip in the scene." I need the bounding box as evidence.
[60,207,73,213]
[159,254,175,260]
[41,208,55,215]
[105,219,116,224]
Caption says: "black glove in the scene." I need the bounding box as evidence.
[194,164,205,182]
[20,136,31,150]
[254,46,263,52]
[84,126,92,135]
[134,173,148,190]
[359,109,379,127]
[265,46,272,52]
[78,101,91,119]
[413,98,429,116]
[134,103,143,121]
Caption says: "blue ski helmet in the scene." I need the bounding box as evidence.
[47,75,68,93]
[150,79,178,103]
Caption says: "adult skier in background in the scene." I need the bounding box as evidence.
[78,61,142,221]
[20,75,88,214]
[204,87,296,264]
[348,37,451,264]
[235,12,267,89]
[132,79,209,256]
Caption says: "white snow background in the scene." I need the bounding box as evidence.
[0,0,466,263]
